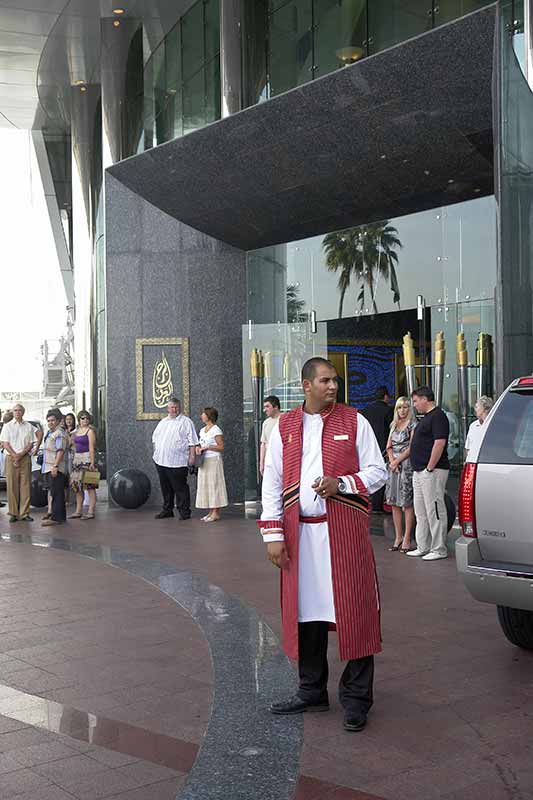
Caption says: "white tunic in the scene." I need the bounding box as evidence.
[261,411,387,623]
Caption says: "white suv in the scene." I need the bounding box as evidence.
[456,376,533,649]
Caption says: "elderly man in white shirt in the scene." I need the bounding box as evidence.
[465,395,494,460]
[0,404,41,522]
[152,397,199,520]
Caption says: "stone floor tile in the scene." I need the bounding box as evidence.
[107,776,186,800]
[54,767,142,799]
[115,759,183,786]
[32,753,111,783]
[0,767,54,799]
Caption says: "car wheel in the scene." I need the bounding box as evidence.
[497,606,533,650]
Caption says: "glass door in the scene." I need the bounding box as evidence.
[242,320,328,500]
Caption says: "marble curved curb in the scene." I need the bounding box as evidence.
[0,532,303,800]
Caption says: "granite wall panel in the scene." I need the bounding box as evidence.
[105,173,247,507]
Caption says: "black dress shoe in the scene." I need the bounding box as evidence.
[270,694,329,715]
[8,515,17,523]
[20,515,33,522]
[155,511,174,519]
[343,712,367,732]
[179,514,191,520]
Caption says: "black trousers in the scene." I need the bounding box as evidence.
[297,621,374,715]
[370,485,386,512]
[155,465,191,519]
[49,472,67,522]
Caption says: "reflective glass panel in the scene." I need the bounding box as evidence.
[435,0,494,26]
[205,55,221,124]
[367,0,432,55]
[246,196,497,325]
[182,1,205,80]
[205,0,221,61]
[268,0,313,97]
[183,67,206,135]
[165,24,181,91]
[314,0,367,79]
[242,321,328,499]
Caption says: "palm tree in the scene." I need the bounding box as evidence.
[286,283,308,323]
[323,221,402,317]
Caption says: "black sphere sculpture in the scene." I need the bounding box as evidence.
[30,473,48,508]
[109,469,151,509]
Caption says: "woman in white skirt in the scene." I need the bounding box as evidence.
[196,407,228,522]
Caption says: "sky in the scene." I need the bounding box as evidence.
[0,129,67,392]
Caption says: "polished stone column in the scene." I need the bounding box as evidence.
[220,0,243,116]
[71,83,102,410]
[526,0,533,89]
[100,16,143,166]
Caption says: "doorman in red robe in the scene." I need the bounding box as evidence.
[259,357,387,731]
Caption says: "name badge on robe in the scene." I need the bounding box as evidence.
[334,434,349,441]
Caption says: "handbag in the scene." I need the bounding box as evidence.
[81,469,101,487]
[36,451,44,466]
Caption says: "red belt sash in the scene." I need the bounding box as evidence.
[299,514,327,524]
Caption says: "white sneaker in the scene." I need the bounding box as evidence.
[406,548,429,557]
[422,552,448,561]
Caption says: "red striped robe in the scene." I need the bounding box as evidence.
[259,402,381,662]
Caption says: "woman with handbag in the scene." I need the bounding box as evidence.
[69,411,98,520]
[195,407,228,522]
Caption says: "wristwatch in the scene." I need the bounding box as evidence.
[338,478,348,494]
[426,467,434,473]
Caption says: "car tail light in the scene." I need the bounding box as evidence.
[459,463,477,538]
[511,377,533,390]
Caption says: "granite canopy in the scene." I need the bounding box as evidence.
[108,5,496,251]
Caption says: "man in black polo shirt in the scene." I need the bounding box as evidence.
[407,386,450,561]
[362,386,394,511]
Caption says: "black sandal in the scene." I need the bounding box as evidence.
[388,543,402,551]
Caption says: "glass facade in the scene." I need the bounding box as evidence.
[144,0,221,148]
[142,0,493,147]
[266,0,493,99]
[496,0,533,389]
[244,196,497,496]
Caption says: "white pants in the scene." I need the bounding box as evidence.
[413,469,449,556]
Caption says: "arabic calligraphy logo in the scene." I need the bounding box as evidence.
[152,351,173,408]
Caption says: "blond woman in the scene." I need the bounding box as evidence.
[385,397,416,552]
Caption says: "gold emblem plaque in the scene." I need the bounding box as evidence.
[135,337,190,420]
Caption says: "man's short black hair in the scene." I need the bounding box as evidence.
[412,385,435,402]
[263,395,280,409]
[46,408,62,422]
[375,386,390,400]
[301,357,336,382]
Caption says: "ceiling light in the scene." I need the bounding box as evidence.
[448,179,454,184]
[80,86,87,92]
[336,46,364,65]
[113,19,121,26]
[113,7,125,13]
[73,80,85,86]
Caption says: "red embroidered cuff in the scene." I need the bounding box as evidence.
[347,474,368,495]
[257,519,284,531]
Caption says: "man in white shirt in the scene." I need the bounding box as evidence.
[152,397,198,520]
[0,404,41,522]
[260,395,281,475]
[465,395,493,460]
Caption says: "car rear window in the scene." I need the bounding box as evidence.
[479,391,533,464]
